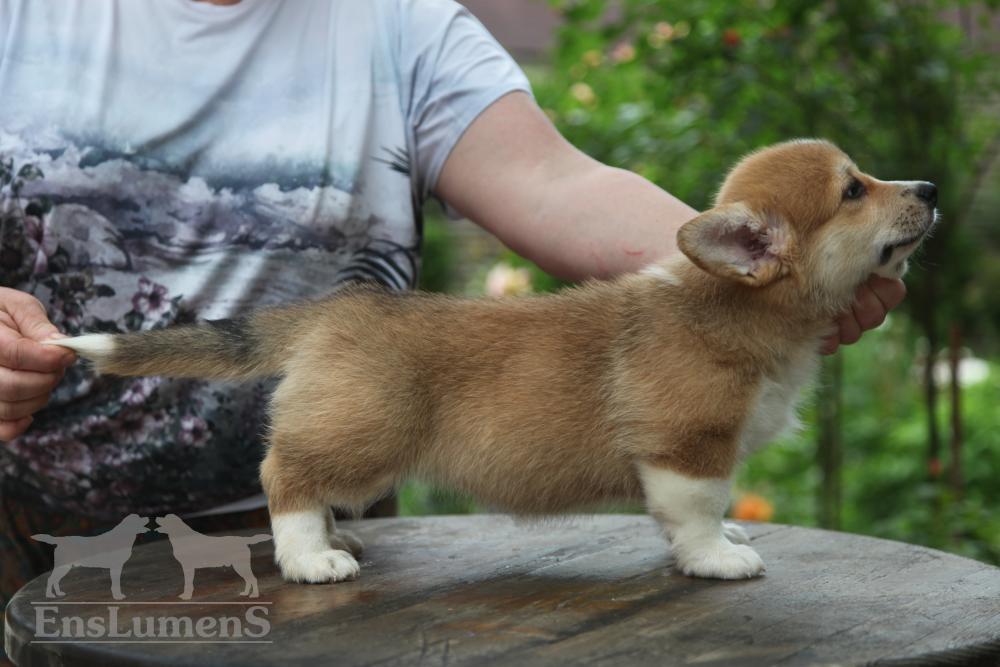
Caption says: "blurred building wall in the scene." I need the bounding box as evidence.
[458,0,558,61]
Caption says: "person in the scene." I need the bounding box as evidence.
[0,0,904,612]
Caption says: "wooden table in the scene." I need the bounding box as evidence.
[5,515,1000,666]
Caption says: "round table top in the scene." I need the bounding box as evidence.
[5,515,999,667]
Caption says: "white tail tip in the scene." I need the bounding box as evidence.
[41,334,116,359]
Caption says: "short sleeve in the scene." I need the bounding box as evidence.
[397,0,532,204]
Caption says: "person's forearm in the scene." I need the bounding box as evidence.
[435,91,902,352]
[435,92,696,282]
[521,163,697,281]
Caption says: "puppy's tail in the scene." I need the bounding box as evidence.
[31,534,59,544]
[243,534,273,545]
[42,304,313,380]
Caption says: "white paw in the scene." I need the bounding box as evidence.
[677,541,765,579]
[722,521,750,545]
[329,530,364,557]
[279,549,360,583]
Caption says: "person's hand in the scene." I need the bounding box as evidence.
[820,276,906,355]
[0,287,76,441]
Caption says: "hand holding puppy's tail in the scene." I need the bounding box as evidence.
[41,308,300,380]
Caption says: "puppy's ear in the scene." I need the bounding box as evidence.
[677,202,791,286]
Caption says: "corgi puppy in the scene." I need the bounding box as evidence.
[47,140,937,583]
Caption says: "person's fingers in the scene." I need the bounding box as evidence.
[823,276,907,354]
[0,327,75,373]
[0,289,76,372]
[851,284,888,332]
[0,394,51,421]
[867,276,906,312]
[5,290,63,342]
[837,312,863,346]
[0,366,64,402]
[0,416,32,442]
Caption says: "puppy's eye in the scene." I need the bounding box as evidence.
[843,179,866,200]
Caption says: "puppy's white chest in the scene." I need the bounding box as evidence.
[739,351,818,454]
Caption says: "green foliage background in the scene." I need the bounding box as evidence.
[405,0,1000,565]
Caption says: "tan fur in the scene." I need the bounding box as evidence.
[53,140,937,556]
[255,140,935,518]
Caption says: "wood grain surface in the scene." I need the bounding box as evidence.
[5,515,999,666]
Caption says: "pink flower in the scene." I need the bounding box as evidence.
[114,409,161,444]
[121,382,147,406]
[79,414,112,433]
[179,415,209,447]
[121,377,159,406]
[93,444,141,467]
[132,277,171,319]
[611,42,636,63]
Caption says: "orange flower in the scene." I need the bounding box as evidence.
[731,493,774,522]
[723,28,742,48]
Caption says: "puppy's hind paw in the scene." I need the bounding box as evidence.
[329,529,364,558]
[677,541,765,580]
[279,549,360,584]
[722,521,751,545]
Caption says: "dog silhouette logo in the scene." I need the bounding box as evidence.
[32,514,150,600]
[32,513,273,601]
[154,514,272,600]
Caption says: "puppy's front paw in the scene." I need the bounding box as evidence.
[279,549,360,583]
[329,529,364,558]
[722,521,750,545]
[676,541,765,580]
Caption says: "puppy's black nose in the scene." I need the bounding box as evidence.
[915,182,937,207]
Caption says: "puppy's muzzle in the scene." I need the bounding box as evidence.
[914,181,937,208]
[880,183,938,267]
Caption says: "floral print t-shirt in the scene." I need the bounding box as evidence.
[0,0,529,518]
